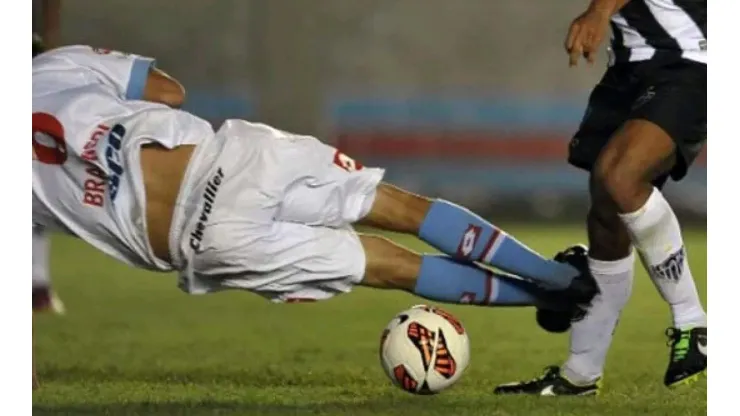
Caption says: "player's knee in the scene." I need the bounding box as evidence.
[592,150,646,212]
[363,184,432,233]
[360,234,421,291]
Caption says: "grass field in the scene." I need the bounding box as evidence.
[33,225,706,416]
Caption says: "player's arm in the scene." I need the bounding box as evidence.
[43,46,186,107]
[40,0,62,49]
[565,0,632,66]
[587,0,631,15]
[144,67,186,108]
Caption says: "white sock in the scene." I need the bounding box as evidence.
[32,224,51,289]
[619,188,706,329]
[563,253,634,385]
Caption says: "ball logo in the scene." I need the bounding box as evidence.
[427,306,466,335]
[457,225,481,258]
[407,322,436,371]
[393,365,419,393]
[406,320,458,381]
[433,330,457,379]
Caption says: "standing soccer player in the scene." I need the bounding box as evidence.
[32,0,64,315]
[495,0,706,395]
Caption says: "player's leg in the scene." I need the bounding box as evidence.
[358,233,567,309]
[181,216,567,314]
[32,224,64,314]
[594,121,706,387]
[264,122,597,303]
[555,183,635,389]
[592,61,707,387]
[359,183,597,301]
[493,223,634,396]
[495,66,639,396]
[561,67,642,389]
[502,62,707,393]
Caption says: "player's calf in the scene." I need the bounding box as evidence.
[361,184,599,304]
[359,234,568,310]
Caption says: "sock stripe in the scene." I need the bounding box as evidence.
[483,272,494,305]
[418,199,576,289]
[479,229,503,263]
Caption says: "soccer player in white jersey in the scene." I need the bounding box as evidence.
[33,44,605,343]
[495,0,706,395]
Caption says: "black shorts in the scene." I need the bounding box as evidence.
[569,59,706,184]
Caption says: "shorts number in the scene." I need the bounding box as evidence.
[333,150,363,172]
[33,113,68,165]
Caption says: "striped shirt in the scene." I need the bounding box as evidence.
[609,0,706,65]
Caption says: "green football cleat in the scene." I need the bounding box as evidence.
[494,366,601,396]
[664,327,706,387]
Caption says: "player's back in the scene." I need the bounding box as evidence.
[32,46,214,270]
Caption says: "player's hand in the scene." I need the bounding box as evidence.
[564,6,612,67]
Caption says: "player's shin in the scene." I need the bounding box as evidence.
[418,200,579,290]
[413,255,555,307]
[363,184,580,291]
[563,253,635,385]
[358,235,557,308]
[618,188,706,329]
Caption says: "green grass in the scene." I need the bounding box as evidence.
[33,225,706,416]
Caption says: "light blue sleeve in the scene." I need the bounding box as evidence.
[124,57,155,100]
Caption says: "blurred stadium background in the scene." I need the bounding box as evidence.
[44,0,707,223]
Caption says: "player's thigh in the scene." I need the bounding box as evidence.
[624,60,707,181]
[568,66,637,174]
[276,141,385,228]
[209,120,385,227]
[182,220,367,302]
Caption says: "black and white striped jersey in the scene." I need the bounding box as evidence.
[609,0,706,65]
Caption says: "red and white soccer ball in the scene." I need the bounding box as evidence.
[379,305,470,394]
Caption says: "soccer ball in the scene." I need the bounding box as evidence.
[379,305,470,394]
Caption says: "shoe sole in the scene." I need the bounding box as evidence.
[493,389,600,397]
[666,370,706,388]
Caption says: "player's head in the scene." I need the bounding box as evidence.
[33,33,46,58]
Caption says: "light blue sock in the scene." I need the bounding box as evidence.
[413,255,560,308]
[418,200,578,290]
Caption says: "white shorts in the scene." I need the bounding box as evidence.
[169,120,384,302]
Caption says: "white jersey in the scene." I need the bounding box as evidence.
[609,0,706,64]
[32,45,215,271]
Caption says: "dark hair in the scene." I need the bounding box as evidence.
[33,33,46,58]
